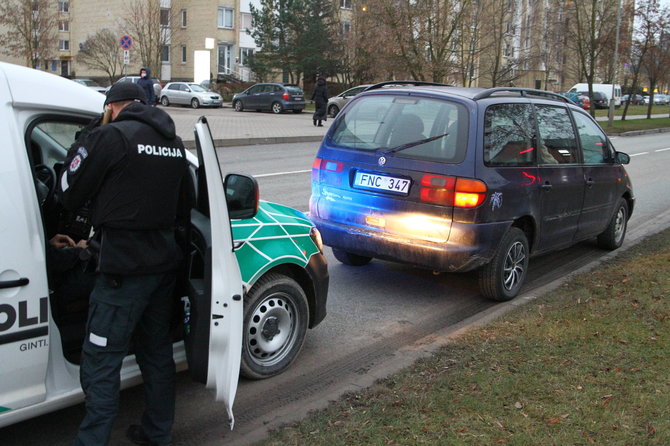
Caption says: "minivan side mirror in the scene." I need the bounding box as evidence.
[224,173,259,219]
[615,151,630,165]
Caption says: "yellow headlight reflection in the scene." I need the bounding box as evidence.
[365,213,450,243]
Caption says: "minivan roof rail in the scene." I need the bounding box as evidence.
[365,80,453,91]
[473,87,570,103]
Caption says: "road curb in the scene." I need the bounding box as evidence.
[613,126,670,137]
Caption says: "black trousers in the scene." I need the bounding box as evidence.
[74,272,176,446]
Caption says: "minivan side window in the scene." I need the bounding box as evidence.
[483,103,535,167]
[535,105,578,164]
[571,111,612,164]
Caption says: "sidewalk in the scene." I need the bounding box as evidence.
[166,105,669,148]
[163,105,331,148]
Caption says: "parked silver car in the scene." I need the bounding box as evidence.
[107,75,162,103]
[327,84,371,117]
[73,78,106,94]
[160,82,222,108]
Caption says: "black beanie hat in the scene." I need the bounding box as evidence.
[105,82,147,105]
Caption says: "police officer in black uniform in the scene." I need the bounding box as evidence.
[60,82,191,446]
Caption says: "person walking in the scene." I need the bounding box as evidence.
[59,82,191,446]
[311,76,328,127]
[137,67,156,106]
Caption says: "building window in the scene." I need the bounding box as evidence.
[241,12,253,32]
[340,0,352,9]
[160,8,170,27]
[341,20,351,37]
[180,9,187,27]
[58,1,69,13]
[58,20,69,32]
[59,39,69,51]
[240,48,255,66]
[181,45,187,63]
[218,7,234,28]
[161,45,170,62]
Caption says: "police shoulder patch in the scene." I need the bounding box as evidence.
[69,154,82,173]
[77,146,88,159]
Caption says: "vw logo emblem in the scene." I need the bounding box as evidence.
[378,156,386,166]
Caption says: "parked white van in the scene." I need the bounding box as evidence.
[569,83,622,107]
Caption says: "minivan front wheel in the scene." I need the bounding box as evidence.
[271,102,283,114]
[241,273,309,379]
[479,227,529,301]
[597,199,628,250]
[332,248,372,266]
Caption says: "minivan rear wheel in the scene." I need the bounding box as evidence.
[479,227,529,301]
[332,248,372,266]
[597,199,628,250]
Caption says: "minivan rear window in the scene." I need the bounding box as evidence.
[329,95,468,163]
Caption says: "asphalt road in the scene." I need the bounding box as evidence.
[1,133,669,446]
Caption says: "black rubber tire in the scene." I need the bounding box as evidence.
[478,227,529,301]
[191,98,200,109]
[332,248,372,266]
[328,104,339,118]
[241,273,309,379]
[597,199,628,250]
[271,102,283,114]
[233,100,243,112]
[160,96,170,106]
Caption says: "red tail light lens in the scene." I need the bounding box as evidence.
[312,158,343,172]
[419,174,487,207]
[283,92,289,100]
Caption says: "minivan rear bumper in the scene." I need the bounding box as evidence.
[314,217,511,273]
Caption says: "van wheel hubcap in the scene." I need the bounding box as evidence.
[503,242,526,291]
[248,293,295,366]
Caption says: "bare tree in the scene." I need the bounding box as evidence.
[122,0,182,77]
[76,29,123,84]
[453,0,485,87]
[622,0,667,120]
[567,0,620,116]
[0,0,58,68]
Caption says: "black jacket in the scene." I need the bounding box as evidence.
[137,67,156,105]
[59,102,192,275]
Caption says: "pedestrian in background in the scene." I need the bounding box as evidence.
[312,76,328,127]
[60,82,191,446]
[138,67,156,106]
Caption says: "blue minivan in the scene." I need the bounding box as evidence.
[310,82,634,301]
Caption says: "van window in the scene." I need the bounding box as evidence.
[329,95,468,163]
[571,111,612,164]
[535,105,578,164]
[484,104,536,166]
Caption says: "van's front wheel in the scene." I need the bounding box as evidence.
[241,273,309,379]
[479,227,529,301]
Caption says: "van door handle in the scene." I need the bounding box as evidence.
[0,277,29,289]
[585,178,594,188]
[541,182,552,191]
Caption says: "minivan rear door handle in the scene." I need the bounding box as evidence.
[585,178,594,188]
[541,182,552,191]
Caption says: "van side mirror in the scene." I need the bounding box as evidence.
[615,151,630,165]
[224,174,259,219]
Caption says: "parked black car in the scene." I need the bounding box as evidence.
[232,83,305,114]
[578,91,608,109]
[310,82,634,301]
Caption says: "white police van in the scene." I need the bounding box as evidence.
[0,62,327,429]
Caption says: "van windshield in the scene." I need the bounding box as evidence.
[329,95,469,163]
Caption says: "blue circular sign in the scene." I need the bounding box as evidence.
[120,35,133,50]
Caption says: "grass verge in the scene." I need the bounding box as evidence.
[258,228,670,445]
[603,117,670,135]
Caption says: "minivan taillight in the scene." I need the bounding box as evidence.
[419,174,487,208]
[312,158,343,172]
[283,92,290,100]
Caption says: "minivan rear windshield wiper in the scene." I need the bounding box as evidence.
[378,132,449,154]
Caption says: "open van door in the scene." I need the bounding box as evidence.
[183,117,244,428]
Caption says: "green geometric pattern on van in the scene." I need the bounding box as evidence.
[0,406,10,413]
[232,201,319,286]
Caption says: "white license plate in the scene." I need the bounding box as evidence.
[353,171,410,195]
[295,96,303,100]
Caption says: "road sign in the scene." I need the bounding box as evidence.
[123,50,130,65]
[120,35,133,50]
